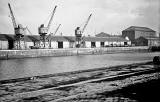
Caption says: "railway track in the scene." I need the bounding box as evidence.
[0,61,160,102]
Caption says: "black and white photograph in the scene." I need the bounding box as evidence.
[0,0,160,101]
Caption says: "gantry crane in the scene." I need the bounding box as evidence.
[75,13,92,48]
[8,3,26,49]
[46,24,61,48]
[38,5,57,48]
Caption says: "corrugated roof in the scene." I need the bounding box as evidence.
[50,36,69,42]
[123,26,155,32]
[4,34,15,40]
[64,36,75,42]
[0,34,15,41]
[0,34,129,42]
[84,36,128,42]
[28,35,40,41]
[0,34,8,41]
[23,36,33,42]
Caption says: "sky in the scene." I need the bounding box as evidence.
[0,0,160,36]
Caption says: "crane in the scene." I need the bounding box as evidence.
[47,24,61,48]
[81,14,92,34]
[38,5,57,48]
[8,3,26,49]
[75,13,92,48]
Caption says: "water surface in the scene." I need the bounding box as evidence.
[0,52,160,80]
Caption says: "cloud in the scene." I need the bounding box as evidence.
[0,0,159,35]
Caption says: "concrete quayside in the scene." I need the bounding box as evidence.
[0,61,160,102]
[0,46,149,60]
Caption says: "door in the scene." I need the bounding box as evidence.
[91,42,96,48]
[8,40,14,49]
[58,42,63,48]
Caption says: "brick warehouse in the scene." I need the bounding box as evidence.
[122,26,160,46]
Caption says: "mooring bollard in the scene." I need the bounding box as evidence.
[153,56,160,65]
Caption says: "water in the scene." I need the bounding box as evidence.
[0,52,160,80]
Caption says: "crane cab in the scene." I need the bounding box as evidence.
[15,24,25,37]
[75,27,82,37]
[75,27,83,48]
[38,24,48,35]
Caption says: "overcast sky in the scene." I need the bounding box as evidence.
[0,0,159,36]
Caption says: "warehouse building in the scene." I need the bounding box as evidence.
[122,26,160,46]
[0,34,131,50]
[83,36,130,48]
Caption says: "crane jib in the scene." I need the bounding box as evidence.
[47,5,57,33]
[8,3,17,28]
[81,13,92,34]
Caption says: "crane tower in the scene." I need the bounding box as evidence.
[8,3,26,49]
[75,14,92,48]
[38,5,57,48]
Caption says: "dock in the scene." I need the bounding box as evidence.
[0,61,160,101]
[0,46,149,60]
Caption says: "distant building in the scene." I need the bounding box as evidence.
[95,32,111,37]
[122,26,159,46]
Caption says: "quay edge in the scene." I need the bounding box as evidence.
[0,46,149,60]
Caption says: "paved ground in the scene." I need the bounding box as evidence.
[0,61,160,102]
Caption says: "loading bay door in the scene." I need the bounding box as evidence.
[58,42,63,48]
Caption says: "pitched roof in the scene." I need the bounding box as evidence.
[123,26,155,32]
[95,32,111,37]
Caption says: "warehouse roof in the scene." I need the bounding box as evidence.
[0,34,15,41]
[123,26,155,32]
[50,36,69,42]
[0,34,39,42]
[28,35,40,41]
[83,36,129,42]
[0,34,8,41]
[0,34,129,42]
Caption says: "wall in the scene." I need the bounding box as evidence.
[104,41,109,46]
[0,41,8,50]
[148,39,160,46]
[85,41,91,48]
[122,31,135,44]
[96,42,100,48]
[69,42,75,48]
[120,42,124,46]
[135,31,156,39]
[51,41,58,48]
[135,37,148,46]
[0,46,149,60]
[127,41,131,46]
[26,42,34,49]
[63,41,70,48]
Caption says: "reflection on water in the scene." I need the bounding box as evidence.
[0,52,160,80]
